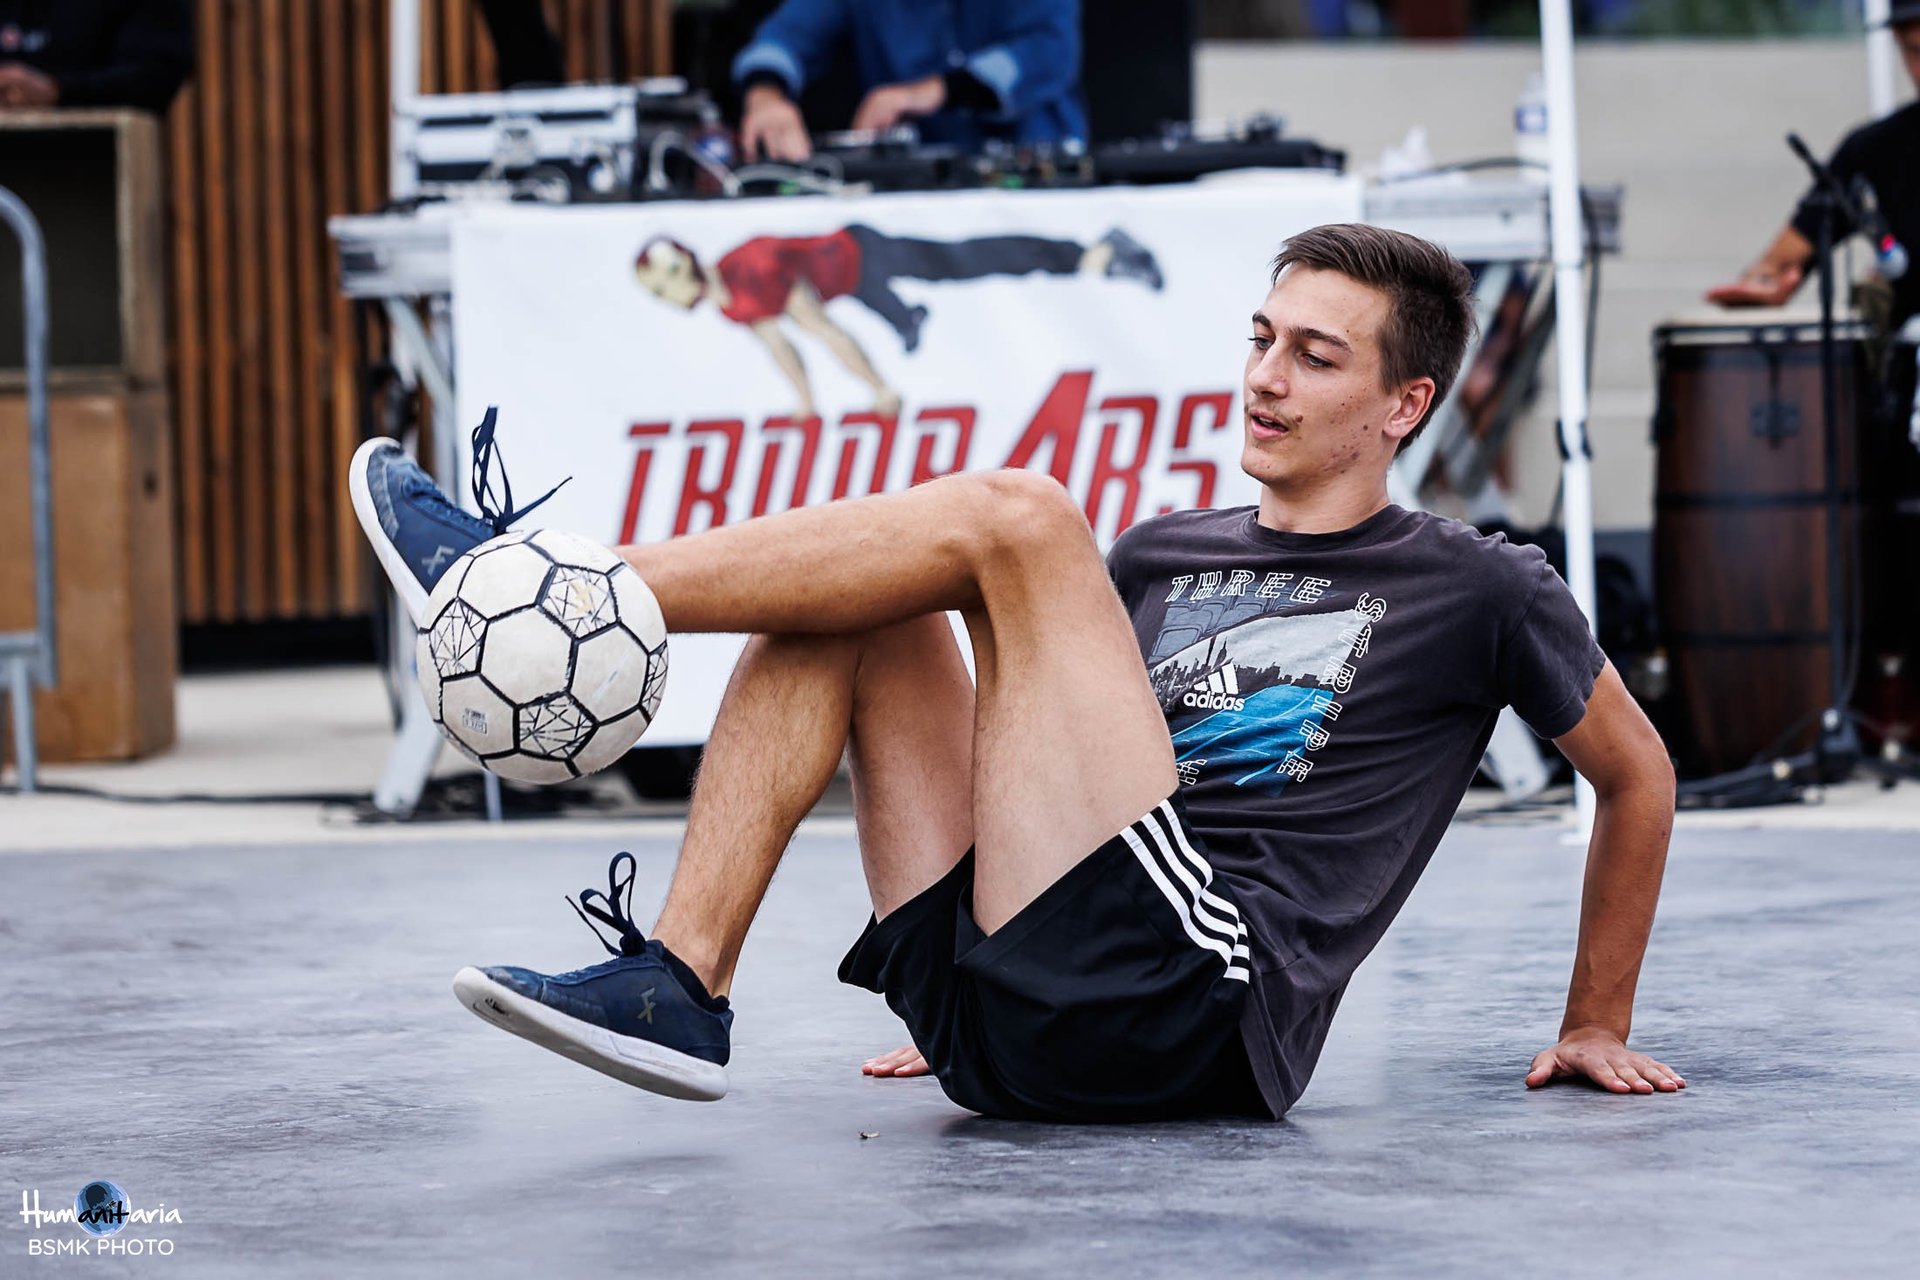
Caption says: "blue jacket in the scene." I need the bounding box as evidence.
[733,0,1085,149]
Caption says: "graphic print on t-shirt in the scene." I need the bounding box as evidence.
[1146,571,1385,795]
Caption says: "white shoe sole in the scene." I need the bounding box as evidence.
[347,437,432,627]
[453,966,729,1102]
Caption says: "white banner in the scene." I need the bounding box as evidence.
[451,173,1364,743]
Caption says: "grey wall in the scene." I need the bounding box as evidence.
[1197,38,1904,531]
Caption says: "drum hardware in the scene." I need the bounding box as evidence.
[1751,339,1800,442]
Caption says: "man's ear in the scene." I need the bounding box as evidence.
[1384,377,1435,445]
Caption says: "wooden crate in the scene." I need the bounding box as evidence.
[0,111,166,388]
[0,386,177,763]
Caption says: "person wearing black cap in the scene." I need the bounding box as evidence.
[1706,4,1920,329]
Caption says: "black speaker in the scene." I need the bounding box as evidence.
[1080,0,1196,145]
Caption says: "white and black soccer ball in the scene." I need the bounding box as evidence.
[415,529,669,785]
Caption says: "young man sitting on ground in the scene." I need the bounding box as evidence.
[350,222,1682,1121]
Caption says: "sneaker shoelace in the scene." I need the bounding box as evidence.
[468,405,569,536]
[567,851,648,958]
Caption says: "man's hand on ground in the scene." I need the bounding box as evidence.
[741,84,811,161]
[861,1044,929,1077]
[852,75,945,134]
[1526,1027,1686,1094]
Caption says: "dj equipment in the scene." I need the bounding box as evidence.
[801,134,1021,194]
[796,118,1342,196]
[1652,317,1868,777]
[394,81,718,203]
[391,75,1345,206]
[1093,117,1344,185]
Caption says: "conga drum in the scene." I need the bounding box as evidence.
[1653,314,1866,776]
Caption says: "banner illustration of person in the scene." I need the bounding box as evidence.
[632,224,1164,419]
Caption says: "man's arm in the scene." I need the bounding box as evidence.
[1530,662,1687,1094]
[1707,128,1871,308]
[733,0,851,161]
[851,0,1080,134]
[748,318,816,420]
[948,0,1080,121]
[783,282,900,415]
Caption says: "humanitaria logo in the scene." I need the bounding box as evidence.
[18,1182,183,1257]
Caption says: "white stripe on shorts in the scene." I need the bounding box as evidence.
[1141,804,1249,957]
[1118,807,1251,983]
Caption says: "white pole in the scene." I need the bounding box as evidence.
[1538,0,1598,835]
[390,0,422,201]
[1865,1,1897,118]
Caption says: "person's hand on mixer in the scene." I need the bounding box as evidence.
[740,81,812,162]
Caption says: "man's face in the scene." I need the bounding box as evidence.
[1240,266,1427,497]
[1898,22,1920,91]
[634,243,703,309]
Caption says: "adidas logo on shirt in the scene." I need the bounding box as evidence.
[1182,663,1246,711]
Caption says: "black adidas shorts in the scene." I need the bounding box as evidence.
[838,794,1263,1122]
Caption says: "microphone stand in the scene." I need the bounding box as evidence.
[1679,134,1920,806]
[1791,132,1862,784]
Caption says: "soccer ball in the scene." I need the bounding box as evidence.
[415,529,669,784]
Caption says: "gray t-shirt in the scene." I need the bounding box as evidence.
[1106,503,1605,1117]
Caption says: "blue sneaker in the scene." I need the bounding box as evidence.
[452,852,734,1101]
[347,406,564,623]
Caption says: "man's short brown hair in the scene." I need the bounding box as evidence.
[1269,223,1476,446]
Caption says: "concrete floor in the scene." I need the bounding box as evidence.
[4,818,1917,1277]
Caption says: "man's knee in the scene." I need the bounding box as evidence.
[950,469,1097,574]
[741,630,861,673]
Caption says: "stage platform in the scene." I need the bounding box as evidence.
[4,812,1916,1276]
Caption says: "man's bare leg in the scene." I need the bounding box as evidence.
[619,470,1176,936]
[650,614,974,998]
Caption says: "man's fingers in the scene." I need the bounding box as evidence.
[853,90,909,134]
[1524,1050,1560,1088]
[1638,1058,1687,1091]
[740,118,770,161]
[852,94,890,134]
[1584,1059,1633,1093]
[743,114,809,162]
[772,122,811,161]
[862,1044,926,1076]
[1613,1062,1656,1094]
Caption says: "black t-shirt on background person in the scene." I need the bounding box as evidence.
[1791,100,1920,329]
[1107,504,1605,1118]
[0,0,192,113]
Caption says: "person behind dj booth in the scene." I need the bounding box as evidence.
[732,0,1086,162]
[0,0,192,113]
[1705,2,1920,331]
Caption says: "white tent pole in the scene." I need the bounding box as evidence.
[390,0,422,201]
[1538,0,1598,835]
[1865,1,1897,118]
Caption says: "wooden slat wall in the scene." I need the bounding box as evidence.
[166,0,671,623]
